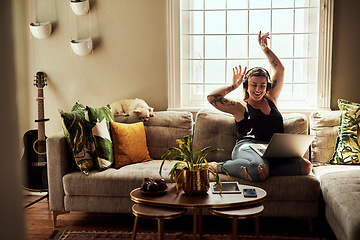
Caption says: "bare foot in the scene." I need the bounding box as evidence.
[241,167,252,181]
[300,158,312,175]
[258,164,269,181]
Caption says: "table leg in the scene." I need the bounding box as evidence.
[198,208,203,240]
[132,216,139,240]
[232,217,238,240]
[193,208,197,240]
[255,216,260,240]
[158,218,164,240]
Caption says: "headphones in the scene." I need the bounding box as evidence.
[242,67,272,91]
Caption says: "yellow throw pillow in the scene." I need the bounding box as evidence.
[110,121,152,168]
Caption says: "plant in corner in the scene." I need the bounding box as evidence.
[159,136,229,195]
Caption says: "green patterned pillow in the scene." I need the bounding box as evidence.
[330,99,360,164]
[60,103,94,175]
[86,105,114,170]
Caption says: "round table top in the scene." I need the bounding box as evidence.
[130,183,266,209]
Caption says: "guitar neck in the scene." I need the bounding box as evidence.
[37,88,46,141]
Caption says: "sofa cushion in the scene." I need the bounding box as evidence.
[214,173,320,202]
[330,99,360,165]
[114,111,194,159]
[59,102,94,175]
[63,160,179,197]
[86,105,114,170]
[110,121,152,168]
[310,110,341,165]
[193,109,309,162]
[313,165,360,240]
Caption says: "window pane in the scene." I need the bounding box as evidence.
[271,35,294,58]
[205,11,226,34]
[248,35,263,58]
[279,84,292,101]
[182,11,203,34]
[227,0,247,9]
[295,8,318,33]
[182,35,203,59]
[272,0,295,8]
[249,10,271,34]
[205,60,225,83]
[205,36,226,59]
[281,59,293,84]
[205,0,226,9]
[181,0,204,10]
[181,60,203,84]
[249,0,271,9]
[272,9,294,33]
[248,60,270,70]
[227,36,248,58]
[227,10,248,34]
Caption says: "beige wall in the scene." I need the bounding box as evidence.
[331,0,360,109]
[21,0,168,137]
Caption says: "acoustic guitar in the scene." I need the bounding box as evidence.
[21,72,49,191]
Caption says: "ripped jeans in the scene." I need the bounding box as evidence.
[217,139,303,182]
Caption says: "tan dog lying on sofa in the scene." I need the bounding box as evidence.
[110,98,154,122]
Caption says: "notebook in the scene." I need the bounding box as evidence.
[248,133,315,158]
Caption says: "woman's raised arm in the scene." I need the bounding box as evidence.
[207,65,247,120]
[258,31,285,103]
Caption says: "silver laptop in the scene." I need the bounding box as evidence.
[248,133,315,158]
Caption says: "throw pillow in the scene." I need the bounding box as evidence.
[59,103,94,175]
[110,121,152,168]
[329,99,360,164]
[86,105,114,170]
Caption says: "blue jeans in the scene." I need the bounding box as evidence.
[218,139,303,182]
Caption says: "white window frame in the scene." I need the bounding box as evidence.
[167,0,334,112]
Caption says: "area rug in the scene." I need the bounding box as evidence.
[51,230,322,240]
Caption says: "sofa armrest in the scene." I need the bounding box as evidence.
[47,132,72,212]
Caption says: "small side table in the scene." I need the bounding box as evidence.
[210,203,264,240]
[131,203,186,240]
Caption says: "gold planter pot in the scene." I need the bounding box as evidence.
[183,168,209,195]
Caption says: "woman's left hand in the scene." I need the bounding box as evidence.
[258,31,270,50]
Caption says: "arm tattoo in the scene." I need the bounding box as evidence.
[225,85,235,94]
[271,59,278,68]
[271,79,278,89]
[208,94,235,107]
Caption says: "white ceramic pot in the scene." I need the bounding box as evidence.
[70,0,90,16]
[29,22,52,39]
[70,38,93,56]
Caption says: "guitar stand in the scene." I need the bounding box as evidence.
[24,193,49,209]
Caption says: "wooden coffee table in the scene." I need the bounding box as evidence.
[130,183,266,240]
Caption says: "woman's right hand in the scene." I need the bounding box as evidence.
[232,65,247,89]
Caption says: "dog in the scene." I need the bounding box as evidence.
[110,98,154,122]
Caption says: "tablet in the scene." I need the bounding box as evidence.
[211,182,241,194]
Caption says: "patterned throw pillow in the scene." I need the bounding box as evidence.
[86,105,114,170]
[330,99,360,164]
[110,121,152,168]
[60,103,94,175]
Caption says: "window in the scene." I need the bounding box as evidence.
[168,0,333,111]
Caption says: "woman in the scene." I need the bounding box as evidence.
[207,31,312,182]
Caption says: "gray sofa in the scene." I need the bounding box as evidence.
[310,110,360,240]
[47,109,359,239]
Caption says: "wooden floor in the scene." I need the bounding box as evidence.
[24,195,337,240]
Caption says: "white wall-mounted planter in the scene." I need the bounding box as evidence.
[70,0,90,16]
[29,22,52,39]
[70,38,93,56]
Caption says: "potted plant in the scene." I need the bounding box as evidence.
[159,136,229,195]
